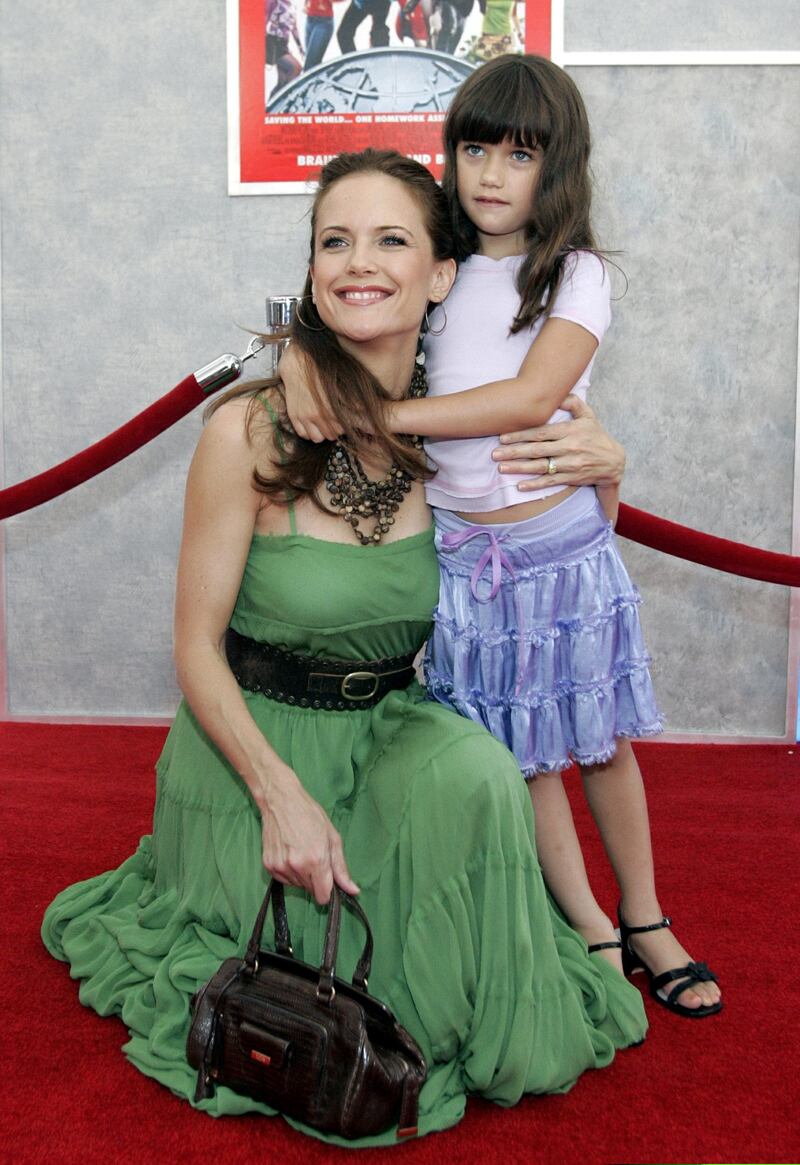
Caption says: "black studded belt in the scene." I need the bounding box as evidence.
[225,627,418,711]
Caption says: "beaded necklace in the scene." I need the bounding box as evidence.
[323,361,427,546]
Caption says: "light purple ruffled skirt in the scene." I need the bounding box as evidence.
[425,487,663,775]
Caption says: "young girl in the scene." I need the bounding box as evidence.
[285,56,721,1018]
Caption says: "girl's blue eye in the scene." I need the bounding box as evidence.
[512,149,533,162]
[462,143,484,157]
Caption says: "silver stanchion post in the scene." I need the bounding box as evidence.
[265,296,298,376]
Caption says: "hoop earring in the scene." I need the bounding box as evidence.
[424,302,447,336]
[296,297,327,332]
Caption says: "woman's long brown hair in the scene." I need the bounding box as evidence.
[442,54,600,335]
[207,149,455,509]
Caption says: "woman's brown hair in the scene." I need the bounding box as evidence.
[442,54,599,334]
[208,148,455,508]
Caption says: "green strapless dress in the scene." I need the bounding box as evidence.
[42,526,647,1146]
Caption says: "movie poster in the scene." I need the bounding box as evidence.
[228,0,552,193]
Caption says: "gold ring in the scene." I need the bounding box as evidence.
[546,457,557,475]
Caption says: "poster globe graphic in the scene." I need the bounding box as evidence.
[269,49,474,115]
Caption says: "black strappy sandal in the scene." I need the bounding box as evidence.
[618,907,722,1019]
[587,940,622,954]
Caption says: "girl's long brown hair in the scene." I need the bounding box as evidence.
[207,149,455,507]
[443,54,600,334]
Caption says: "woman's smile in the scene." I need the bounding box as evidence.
[335,285,393,305]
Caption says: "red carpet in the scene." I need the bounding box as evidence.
[3,724,798,1165]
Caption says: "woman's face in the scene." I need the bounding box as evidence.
[310,172,455,351]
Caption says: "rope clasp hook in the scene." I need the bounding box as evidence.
[194,334,266,395]
[241,335,266,364]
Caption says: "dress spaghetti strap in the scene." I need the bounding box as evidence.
[257,395,297,536]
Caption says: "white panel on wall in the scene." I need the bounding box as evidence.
[565,0,800,53]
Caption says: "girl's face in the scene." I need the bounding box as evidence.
[455,139,542,258]
[310,172,455,351]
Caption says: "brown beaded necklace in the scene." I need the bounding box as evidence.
[323,361,427,546]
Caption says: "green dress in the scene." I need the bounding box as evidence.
[42,523,647,1147]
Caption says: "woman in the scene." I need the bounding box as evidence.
[42,150,643,1147]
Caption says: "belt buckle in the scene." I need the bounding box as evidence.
[341,671,379,701]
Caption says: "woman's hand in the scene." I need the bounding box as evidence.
[278,344,343,443]
[493,394,625,490]
[259,768,360,905]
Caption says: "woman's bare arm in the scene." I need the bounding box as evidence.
[173,400,358,902]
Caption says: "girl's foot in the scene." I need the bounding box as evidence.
[618,906,722,1012]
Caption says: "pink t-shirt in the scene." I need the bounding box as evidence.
[423,249,611,512]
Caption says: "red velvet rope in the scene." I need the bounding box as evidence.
[616,503,800,587]
[1,380,798,586]
[0,374,205,522]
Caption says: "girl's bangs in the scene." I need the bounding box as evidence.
[447,75,549,151]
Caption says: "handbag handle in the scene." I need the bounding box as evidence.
[244,878,374,999]
[244,878,293,964]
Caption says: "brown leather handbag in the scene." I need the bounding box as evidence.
[186,879,426,1140]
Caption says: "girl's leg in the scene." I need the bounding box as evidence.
[268,45,300,98]
[580,739,721,1009]
[304,17,334,69]
[336,0,365,53]
[276,52,301,90]
[527,772,622,972]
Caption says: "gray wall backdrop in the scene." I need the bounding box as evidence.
[1,2,798,734]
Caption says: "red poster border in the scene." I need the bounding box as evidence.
[232,0,553,193]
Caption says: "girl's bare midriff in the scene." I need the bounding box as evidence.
[457,484,577,525]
